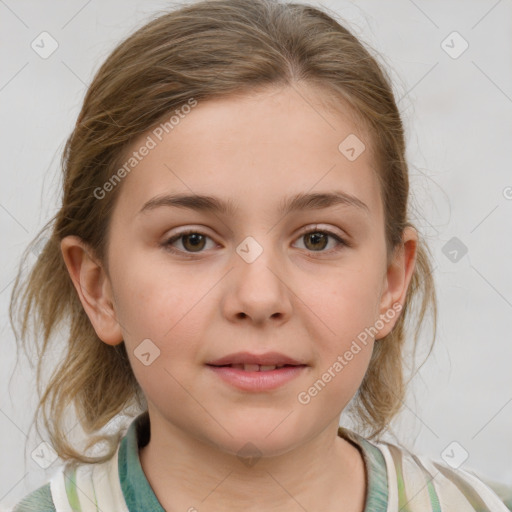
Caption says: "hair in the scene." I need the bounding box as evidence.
[9,0,437,464]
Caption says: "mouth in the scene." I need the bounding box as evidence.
[205,360,308,392]
[206,363,304,372]
[205,351,308,391]
[206,351,307,368]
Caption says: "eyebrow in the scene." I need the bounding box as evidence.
[138,190,370,217]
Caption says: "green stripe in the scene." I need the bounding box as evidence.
[338,427,389,511]
[425,474,441,512]
[92,474,99,511]
[387,444,412,511]
[64,465,82,511]
[118,411,165,511]
[409,454,441,512]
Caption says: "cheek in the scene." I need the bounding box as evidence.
[302,262,382,346]
[112,253,205,338]
[109,258,214,398]
[115,263,206,403]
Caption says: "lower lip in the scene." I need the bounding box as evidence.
[206,365,307,391]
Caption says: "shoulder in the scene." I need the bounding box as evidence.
[373,438,512,511]
[9,448,121,512]
[9,417,138,512]
[341,426,512,512]
[472,475,512,511]
[11,483,55,512]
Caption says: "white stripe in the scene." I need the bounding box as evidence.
[459,469,512,511]
[401,452,437,510]
[74,465,97,512]
[49,466,74,512]
[49,445,129,512]
[90,446,129,512]
[420,457,475,512]
[424,458,511,512]
[376,444,398,512]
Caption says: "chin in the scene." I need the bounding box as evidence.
[203,418,305,460]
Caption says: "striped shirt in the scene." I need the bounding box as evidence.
[11,411,512,511]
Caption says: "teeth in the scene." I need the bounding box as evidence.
[228,364,284,371]
[243,364,260,372]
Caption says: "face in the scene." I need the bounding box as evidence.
[66,84,414,457]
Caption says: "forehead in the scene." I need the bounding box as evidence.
[111,84,382,223]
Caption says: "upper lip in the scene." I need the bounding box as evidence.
[207,351,307,366]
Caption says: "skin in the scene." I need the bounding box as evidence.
[61,84,417,512]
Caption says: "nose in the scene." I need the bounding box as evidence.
[221,238,293,326]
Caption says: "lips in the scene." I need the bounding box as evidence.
[206,351,307,368]
[213,363,298,372]
[206,361,307,391]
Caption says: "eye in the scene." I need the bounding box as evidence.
[163,229,216,255]
[162,226,349,257]
[293,227,348,253]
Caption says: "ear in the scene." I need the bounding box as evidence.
[60,235,123,346]
[374,226,418,340]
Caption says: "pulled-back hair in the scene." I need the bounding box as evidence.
[9,0,437,464]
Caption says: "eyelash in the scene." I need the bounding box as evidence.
[162,227,349,257]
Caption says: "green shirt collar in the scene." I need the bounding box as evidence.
[118,412,388,511]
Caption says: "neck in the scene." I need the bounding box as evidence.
[138,412,367,512]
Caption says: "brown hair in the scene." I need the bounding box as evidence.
[9,0,437,464]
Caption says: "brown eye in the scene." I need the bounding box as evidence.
[303,232,329,251]
[294,229,347,253]
[164,230,214,254]
[181,233,206,252]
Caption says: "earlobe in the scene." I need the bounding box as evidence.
[375,227,418,340]
[60,235,124,346]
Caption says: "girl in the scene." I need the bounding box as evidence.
[8,0,512,510]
